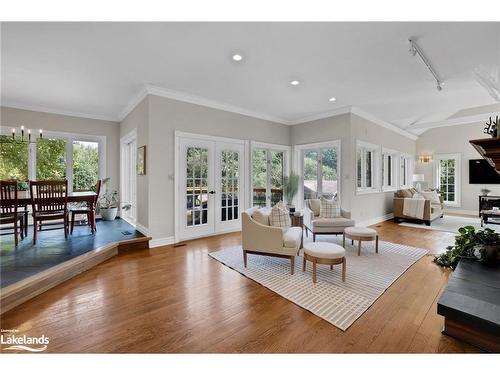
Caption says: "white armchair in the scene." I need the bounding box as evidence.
[304,199,355,241]
[241,208,302,274]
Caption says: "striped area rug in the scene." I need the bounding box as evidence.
[209,237,428,331]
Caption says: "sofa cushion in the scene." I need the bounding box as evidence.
[320,197,341,218]
[312,217,355,228]
[252,208,271,226]
[421,190,442,204]
[308,199,321,217]
[269,205,291,228]
[282,226,302,248]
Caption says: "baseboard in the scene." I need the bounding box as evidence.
[357,213,394,227]
[149,236,175,248]
[135,223,150,236]
[444,208,477,216]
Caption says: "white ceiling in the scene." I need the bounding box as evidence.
[1,22,499,130]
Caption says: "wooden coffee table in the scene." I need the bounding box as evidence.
[343,226,379,256]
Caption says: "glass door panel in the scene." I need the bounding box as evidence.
[186,146,209,227]
[270,150,284,206]
[321,148,338,199]
[252,149,267,207]
[303,150,318,199]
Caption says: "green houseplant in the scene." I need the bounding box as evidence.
[283,172,300,212]
[434,225,500,269]
[98,178,131,221]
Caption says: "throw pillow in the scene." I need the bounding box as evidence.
[320,197,341,218]
[269,204,291,228]
[421,191,441,204]
[252,208,271,226]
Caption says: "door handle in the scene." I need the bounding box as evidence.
[209,191,216,195]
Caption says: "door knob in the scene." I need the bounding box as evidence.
[209,190,216,194]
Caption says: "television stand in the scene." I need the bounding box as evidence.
[479,195,500,217]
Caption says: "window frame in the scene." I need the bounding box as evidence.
[0,128,106,193]
[294,140,341,207]
[399,153,414,189]
[356,140,381,194]
[382,147,399,192]
[434,153,461,207]
[250,141,290,208]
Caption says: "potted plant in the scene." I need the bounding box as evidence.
[481,188,491,196]
[283,172,299,213]
[97,178,131,221]
[17,181,29,199]
[434,225,500,269]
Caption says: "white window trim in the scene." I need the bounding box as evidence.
[399,153,414,189]
[0,128,106,193]
[356,140,381,195]
[294,140,341,208]
[250,141,291,208]
[434,153,461,207]
[382,147,399,192]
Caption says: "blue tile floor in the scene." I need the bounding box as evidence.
[0,218,144,288]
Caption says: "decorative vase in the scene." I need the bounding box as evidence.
[287,204,295,213]
[100,207,118,221]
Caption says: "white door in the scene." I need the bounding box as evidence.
[178,136,246,241]
[121,132,137,225]
[215,142,245,233]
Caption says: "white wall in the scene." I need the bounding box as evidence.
[416,121,500,214]
[1,106,120,191]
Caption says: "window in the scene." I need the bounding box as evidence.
[399,154,414,188]
[382,149,398,191]
[435,154,460,206]
[300,141,340,200]
[356,141,380,193]
[0,135,29,181]
[0,130,104,193]
[251,143,288,207]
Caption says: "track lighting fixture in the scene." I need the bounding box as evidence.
[408,38,443,92]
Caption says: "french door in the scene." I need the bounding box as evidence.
[177,135,245,240]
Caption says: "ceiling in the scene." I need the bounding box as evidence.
[1,22,499,131]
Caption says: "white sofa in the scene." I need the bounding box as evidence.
[241,207,302,274]
[304,199,355,241]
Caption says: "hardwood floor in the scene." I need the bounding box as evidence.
[0,220,480,353]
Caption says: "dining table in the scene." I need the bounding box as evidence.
[17,191,98,206]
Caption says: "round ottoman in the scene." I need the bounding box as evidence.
[302,242,346,283]
[343,226,379,256]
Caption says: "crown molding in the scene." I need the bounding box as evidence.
[350,107,419,141]
[117,86,149,122]
[406,112,499,130]
[1,101,118,122]
[143,84,291,125]
[288,106,352,125]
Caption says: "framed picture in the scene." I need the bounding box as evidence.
[137,145,146,175]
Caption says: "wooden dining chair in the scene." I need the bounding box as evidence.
[0,180,25,246]
[70,180,101,235]
[30,179,69,245]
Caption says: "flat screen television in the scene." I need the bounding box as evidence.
[469,159,500,184]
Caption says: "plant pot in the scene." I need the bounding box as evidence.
[100,207,118,221]
[482,244,500,264]
[287,205,295,213]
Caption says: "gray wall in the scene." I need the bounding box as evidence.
[120,97,150,228]
[1,106,120,191]
[290,112,416,223]
[415,121,500,213]
[145,94,290,240]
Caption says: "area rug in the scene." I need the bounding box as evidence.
[209,237,428,331]
[399,215,500,234]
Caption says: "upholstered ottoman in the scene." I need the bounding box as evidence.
[302,242,346,283]
[343,226,379,256]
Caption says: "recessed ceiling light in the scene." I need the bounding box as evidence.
[329,97,337,102]
[290,80,300,86]
[232,54,243,61]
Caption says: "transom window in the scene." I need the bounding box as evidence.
[435,154,460,206]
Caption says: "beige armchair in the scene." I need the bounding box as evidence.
[304,199,355,241]
[241,208,302,274]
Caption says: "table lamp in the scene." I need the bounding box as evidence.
[412,174,425,191]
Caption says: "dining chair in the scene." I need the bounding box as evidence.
[0,180,25,246]
[70,180,101,234]
[30,179,69,245]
